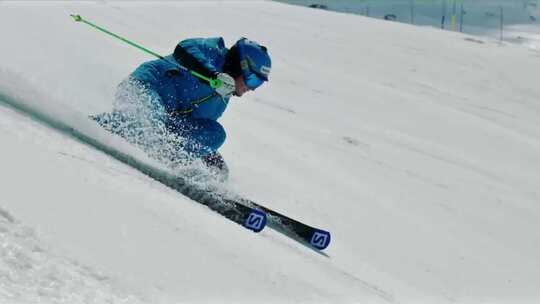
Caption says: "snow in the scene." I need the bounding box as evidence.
[1,0,540,303]
[0,204,141,303]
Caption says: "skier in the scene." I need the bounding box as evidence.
[93,37,271,179]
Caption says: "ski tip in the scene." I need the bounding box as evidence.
[243,209,267,233]
[310,229,331,250]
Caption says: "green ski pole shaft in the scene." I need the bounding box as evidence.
[70,14,221,89]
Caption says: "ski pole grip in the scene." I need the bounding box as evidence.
[189,70,222,89]
[209,78,222,89]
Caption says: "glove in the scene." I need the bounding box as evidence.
[215,73,235,98]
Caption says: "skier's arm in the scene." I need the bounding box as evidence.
[173,37,225,79]
[131,61,161,88]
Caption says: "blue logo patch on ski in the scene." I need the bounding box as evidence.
[310,229,331,250]
[243,210,267,233]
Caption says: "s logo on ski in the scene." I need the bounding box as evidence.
[310,230,331,250]
[244,210,267,233]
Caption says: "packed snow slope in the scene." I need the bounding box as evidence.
[1,1,540,303]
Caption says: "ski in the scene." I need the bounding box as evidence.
[89,115,267,233]
[145,171,267,233]
[224,197,331,250]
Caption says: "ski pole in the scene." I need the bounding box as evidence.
[70,14,222,89]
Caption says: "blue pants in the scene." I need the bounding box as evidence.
[92,112,225,161]
[167,117,226,159]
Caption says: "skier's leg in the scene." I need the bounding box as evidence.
[168,118,229,179]
[201,151,229,181]
[168,118,226,159]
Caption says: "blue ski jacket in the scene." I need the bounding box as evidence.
[131,37,230,121]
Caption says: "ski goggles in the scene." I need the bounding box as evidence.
[244,72,265,90]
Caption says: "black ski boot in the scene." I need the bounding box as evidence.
[201,152,229,181]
